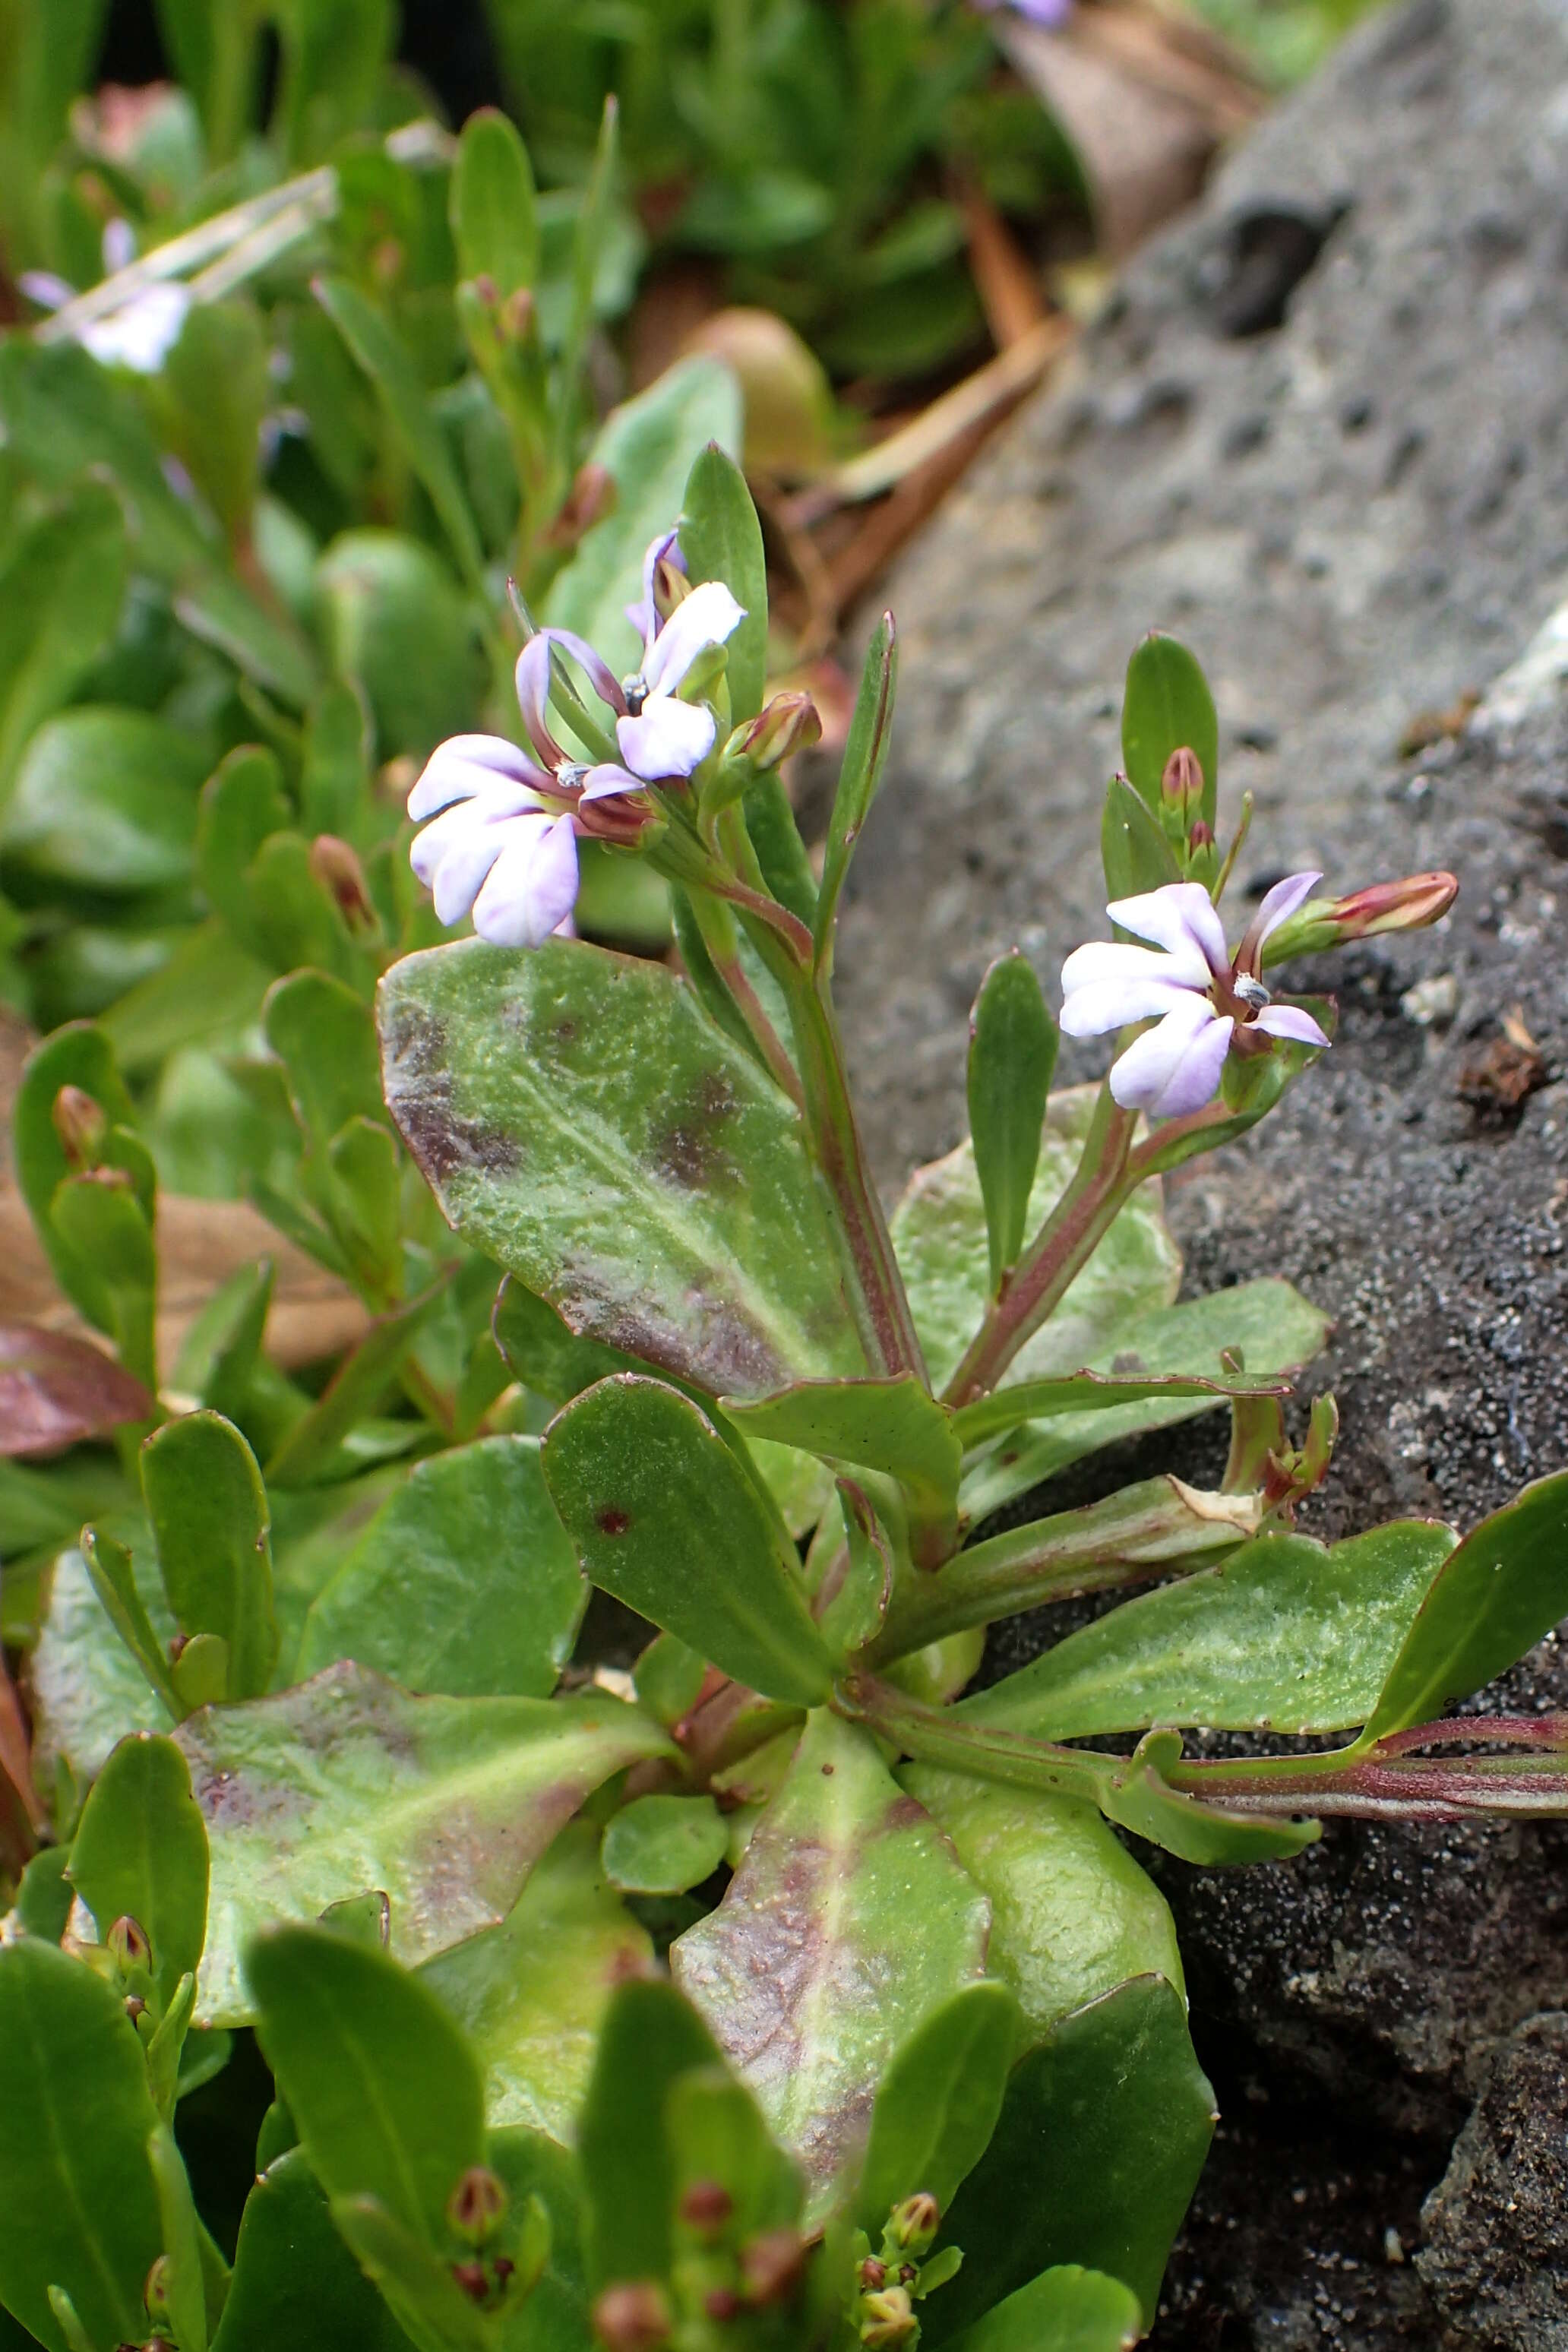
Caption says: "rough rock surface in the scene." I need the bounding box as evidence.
[1418,2012,1568,2348]
[833,0,1568,2340]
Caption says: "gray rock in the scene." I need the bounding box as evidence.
[1418,2011,1568,2347]
[829,0,1568,2335]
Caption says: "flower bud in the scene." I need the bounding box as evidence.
[1263,869,1458,964]
[887,2193,940,2256]
[545,463,616,554]
[310,834,379,939]
[739,2229,805,2307]
[591,2280,672,2352]
[502,285,536,343]
[1161,746,1205,830]
[144,2256,173,2327]
[447,2164,507,2247]
[52,1085,108,1169]
[108,1914,151,1974]
[859,2286,917,2347]
[450,2259,489,2304]
[703,2288,741,2322]
[678,2179,733,2238]
[727,691,822,773]
[858,2258,887,2291]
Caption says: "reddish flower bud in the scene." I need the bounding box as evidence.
[591,2281,672,2352]
[545,463,617,553]
[447,2164,507,2246]
[703,2289,742,2322]
[310,835,379,939]
[1323,868,1458,940]
[887,2192,940,2254]
[859,2286,917,2347]
[52,1084,108,1169]
[1161,745,1205,827]
[728,691,822,773]
[858,2259,887,2291]
[739,2229,805,2306]
[108,1915,151,1974]
[678,2178,733,2237]
[450,2260,489,2303]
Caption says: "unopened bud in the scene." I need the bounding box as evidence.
[704,2289,741,2322]
[727,691,822,773]
[591,2281,672,2352]
[651,555,689,624]
[447,2164,507,2246]
[888,2192,940,2255]
[310,835,378,938]
[124,1993,147,2024]
[858,2259,887,2291]
[108,1915,151,1974]
[859,2286,916,2348]
[1161,746,1205,827]
[1324,868,1459,940]
[502,285,536,342]
[1187,819,1214,854]
[144,2257,172,2326]
[52,1085,108,1169]
[678,2178,733,2237]
[740,2229,805,2307]
[450,2260,489,2303]
[544,463,616,552]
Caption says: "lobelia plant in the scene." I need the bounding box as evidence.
[6,443,1568,2352]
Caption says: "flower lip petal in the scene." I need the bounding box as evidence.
[640,581,746,698]
[1059,975,1199,1038]
[408,736,546,820]
[617,697,717,782]
[430,814,536,925]
[1106,993,1222,1114]
[516,629,627,768]
[472,812,580,947]
[1148,1010,1235,1118]
[1251,1001,1330,1048]
[1105,882,1228,982]
[1060,939,1199,997]
[1251,869,1323,946]
[627,528,684,646]
[578,762,649,803]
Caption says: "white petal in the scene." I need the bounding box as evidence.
[1251,869,1323,947]
[430,814,530,925]
[81,283,190,373]
[1105,881,1227,982]
[640,581,745,697]
[18,271,75,311]
[1108,995,1223,1113]
[1060,975,1198,1038]
[617,696,716,782]
[1251,1002,1329,1048]
[473,814,580,947]
[1060,939,1194,995]
[1148,1010,1235,1118]
[408,736,543,820]
[578,762,647,802]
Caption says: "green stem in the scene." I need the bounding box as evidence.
[687,890,804,1108]
[836,1674,1114,1807]
[869,1477,1260,1662]
[944,1085,1138,1407]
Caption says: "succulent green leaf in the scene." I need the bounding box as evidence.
[966,1522,1457,1740]
[1101,773,1181,902]
[543,356,741,678]
[142,1412,278,1702]
[179,1664,672,2022]
[211,2148,416,2352]
[0,343,210,583]
[300,680,373,842]
[541,1375,835,1708]
[451,107,539,296]
[902,1772,1183,2049]
[147,2119,210,2352]
[69,1733,209,2011]
[1097,1730,1317,1864]
[485,2128,591,2352]
[49,1174,156,1392]
[0,1939,165,2352]
[1120,633,1218,829]
[160,300,270,547]
[246,1924,485,2246]
[381,937,864,1399]
[316,530,486,760]
[1360,1469,1568,1741]
[2,709,207,893]
[815,614,896,967]
[680,442,767,723]
[421,1821,652,2142]
[297,1437,586,1698]
[263,1277,451,1488]
[175,569,321,708]
[13,1023,136,1335]
[0,485,128,810]
[264,969,385,1155]
[893,1089,1180,1399]
[952,1363,1290,1449]
[968,953,1059,1291]
[723,1376,960,1539]
[195,747,292,958]
[578,1974,726,2287]
[672,1712,989,2220]
[36,1541,176,1783]
[945,2265,1142,2352]
[927,1978,1214,2340]
[602,1793,729,1895]
[855,1980,1020,2230]
[314,277,485,591]
[666,2066,802,2242]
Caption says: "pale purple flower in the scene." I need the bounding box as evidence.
[21,257,190,374]
[407,737,579,948]
[1060,875,1330,1119]
[972,0,1073,25]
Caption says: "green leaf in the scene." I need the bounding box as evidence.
[966,1522,1456,1740]
[451,108,539,296]
[485,2127,591,2352]
[263,1279,450,1488]
[945,2265,1142,2352]
[1120,634,1218,830]
[147,2120,209,2352]
[381,937,864,1399]
[264,969,384,1154]
[142,1412,279,1702]
[576,1974,724,2288]
[927,1978,1214,2340]
[680,443,767,724]
[175,571,320,710]
[296,1437,586,1698]
[2,709,207,893]
[602,1794,729,1895]
[855,1981,1020,2229]
[195,747,292,956]
[541,1375,835,1709]
[68,1732,208,2010]
[246,1924,484,2245]
[815,615,896,967]
[492,1276,646,1405]
[543,357,741,678]
[892,1089,1180,1399]
[212,2148,416,2352]
[1099,773,1180,902]
[0,485,128,811]
[0,343,209,583]
[421,1820,651,2141]
[1096,1730,1316,1865]
[665,2065,801,2243]
[0,1939,164,2352]
[13,1023,136,1332]
[300,680,372,842]
[901,1772,1182,2050]
[967,954,1058,1291]
[317,530,486,760]
[672,1712,989,2221]
[34,1541,176,1787]
[178,1664,672,2022]
[1360,1470,1568,1741]
[958,1277,1332,1522]
[951,1362,1291,1449]
[49,1174,156,1391]
[314,277,485,592]
[159,300,270,547]
[725,1375,959,1565]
